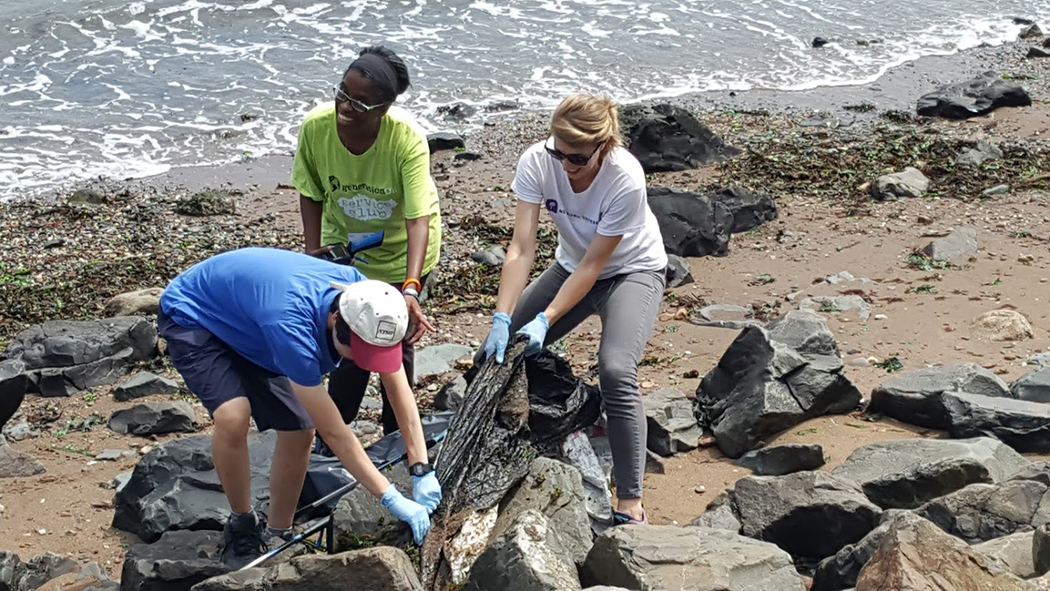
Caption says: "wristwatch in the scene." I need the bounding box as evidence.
[409,462,433,477]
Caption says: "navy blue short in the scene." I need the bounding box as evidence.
[158,309,313,432]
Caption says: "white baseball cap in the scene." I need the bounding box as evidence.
[330,279,408,373]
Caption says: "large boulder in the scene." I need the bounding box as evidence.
[695,311,861,458]
[1036,523,1050,576]
[723,472,882,565]
[0,359,27,431]
[916,71,1032,119]
[113,372,180,402]
[646,186,776,258]
[708,186,778,234]
[830,437,1029,509]
[490,458,592,567]
[121,530,229,591]
[973,531,1038,579]
[465,510,581,591]
[108,401,198,436]
[192,547,422,591]
[581,526,806,590]
[103,288,163,317]
[736,444,825,476]
[331,464,413,550]
[915,468,1050,543]
[427,132,466,153]
[1,317,157,397]
[620,104,740,173]
[12,552,79,591]
[113,432,276,542]
[0,440,45,478]
[867,363,1011,429]
[643,388,702,456]
[1012,367,1050,402]
[854,511,1031,590]
[944,391,1050,452]
[811,509,911,591]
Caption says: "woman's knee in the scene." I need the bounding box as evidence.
[212,398,251,438]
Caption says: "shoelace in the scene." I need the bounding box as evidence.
[231,524,267,555]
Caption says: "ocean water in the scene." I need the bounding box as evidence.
[1,0,1048,199]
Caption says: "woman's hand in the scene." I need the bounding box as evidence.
[404,294,435,345]
[306,245,333,258]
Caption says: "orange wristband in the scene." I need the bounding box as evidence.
[402,278,422,293]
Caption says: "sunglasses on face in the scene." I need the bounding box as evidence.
[333,86,388,113]
[544,137,602,167]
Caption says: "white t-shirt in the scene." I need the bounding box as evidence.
[512,141,667,280]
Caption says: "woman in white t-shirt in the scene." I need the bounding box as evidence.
[481,93,667,525]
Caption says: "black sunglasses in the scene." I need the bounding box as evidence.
[544,137,602,167]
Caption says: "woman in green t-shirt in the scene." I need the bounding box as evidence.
[292,45,442,436]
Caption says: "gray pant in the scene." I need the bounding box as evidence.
[510,263,666,499]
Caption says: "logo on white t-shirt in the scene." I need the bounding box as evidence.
[338,195,397,221]
[544,198,599,226]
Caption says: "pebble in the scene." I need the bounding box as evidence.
[694,485,706,494]
[874,314,888,320]
[640,381,654,389]
[37,529,46,535]
[866,356,880,364]
[139,446,152,455]
[848,358,870,367]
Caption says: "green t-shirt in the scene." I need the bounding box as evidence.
[292,104,441,284]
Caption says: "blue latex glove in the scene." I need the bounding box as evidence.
[516,312,549,356]
[412,472,442,514]
[380,484,431,545]
[483,312,512,363]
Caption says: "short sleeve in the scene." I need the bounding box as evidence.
[511,148,545,205]
[596,178,647,238]
[399,128,438,219]
[261,322,323,386]
[291,120,325,202]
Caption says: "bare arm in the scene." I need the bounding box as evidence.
[291,381,390,497]
[300,195,326,254]
[379,366,428,466]
[403,216,436,344]
[494,201,542,315]
[543,233,622,324]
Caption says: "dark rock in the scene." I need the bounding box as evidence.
[0,551,25,591]
[121,530,229,591]
[453,151,482,162]
[0,441,45,478]
[436,103,477,121]
[113,432,276,542]
[870,167,929,200]
[1014,17,1036,25]
[1035,523,1050,575]
[113,372,180,402]
[492,458,592,567]
[943,391,1050,452]
[470,246,505,267]
[175,189,236,216]
[868,363,1010,429]
[709,186,778,233]
[736,443,825,476]
[466,510,581,591]
[830,437,1028,509]
[103,288,164,317]
[811,509,911,591]
[812,37,830,48]
[687,501,741,531]
[19,553,78,591]
[0,359,27,431]
[2,317,157,396]
[957,140,1004,166]
[427,132,466,153]
[108,401,198,436]
[915,476,1050,544]
[664,254,694,288]
[1029,47,1050,59]
[1020,24,1044,39]
[922,227,978,262]
[581,526,806,590]
[695,311,861,458]
[648,187,732,257]
[643,388,702,456]
[1011,367,1050,402]
[916,71,1032,119]
[434,375,467,412]
[620,104,740,173]
[191,547,422,591]
[854,512,1031,590]
[332,463,413,550]
[725,471,881,564]
[973,531,1037,578]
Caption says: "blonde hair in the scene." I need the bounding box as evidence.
[550,93,623,158]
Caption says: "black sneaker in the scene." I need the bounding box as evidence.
[220,512,268,570]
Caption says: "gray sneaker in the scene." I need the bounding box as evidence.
[220,512,268,570]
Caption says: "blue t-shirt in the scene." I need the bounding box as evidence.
[160,247,366,386]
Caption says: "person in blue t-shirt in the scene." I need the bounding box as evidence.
[158,247,441,569]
